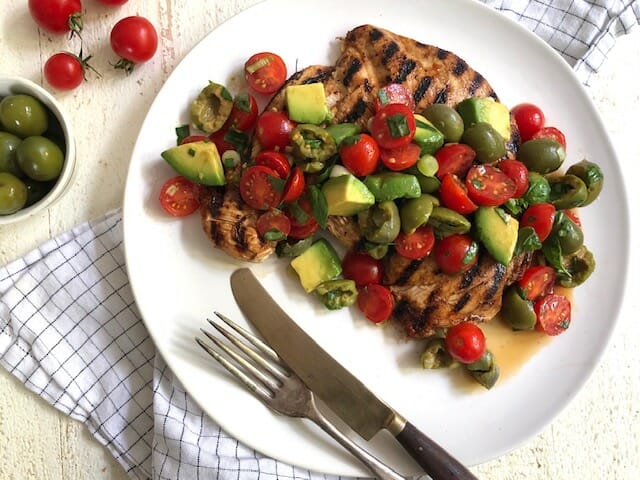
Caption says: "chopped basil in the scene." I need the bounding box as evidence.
[542,238,571,278]
[223,128,249,152]
[514,226,542,256]
[462,241,479,265]
[289,201,309,225]
[175,125,190,145]
[234,92,251,113]
[503,198,528,216]
[495,207,510,224]
[246,56,271,74]
[264,229,287,242]
[308,185,328,229]
[188,148,196,157]
[386,114,410,138]
[267,174,286,193]
[377,89,389,106]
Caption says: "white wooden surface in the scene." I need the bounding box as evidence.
[0,1,638,478]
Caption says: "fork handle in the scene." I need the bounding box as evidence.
[307,402,406,480]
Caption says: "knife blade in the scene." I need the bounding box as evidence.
[230,268,478,480]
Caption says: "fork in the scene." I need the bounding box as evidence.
[196,312,408,480]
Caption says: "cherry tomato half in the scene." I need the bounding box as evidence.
[445,322,486,364]
[498,159,529,198]
[180,135,208,145]
[531,126,567,149]
[518,265,556,301]
[340,134,380,176]
[439,173,478,214]
[565,208,582,227]
[435,143,475,180]
[255,111,295,150]
[357,284,394,324]
[255,150,291,179]
[239,165,281,211]
[44,52,84,91]
[28,0,82,34]
[511,103,545,141]
[286,198,319,239]
[244,52,287,94]
[520,202,556,242]
[380,143,421,171]
[369,103,416,149]
[373,84,416,112]
[256,209,291,241]
[110,16,158,72]
[465,165,517,207]
[534,293,571,336]
[159,176,200,217]
[395,226,435,260]
[433,234,479,275]
[227,93,258,131]
[281,167,305,203]
[208,129,234,154]
[342,251,384,287]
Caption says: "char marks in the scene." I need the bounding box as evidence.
[344,98,368,123]
[437,48,449,60]
[434,86,448,104]
[342,58,362,87]
[413,76,432,104]
[393,59,417,83]
[382,42,400,64]
[453,59,468,76]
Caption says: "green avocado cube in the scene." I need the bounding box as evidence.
[475,207,519,265]
[457,97,511,141]
[161,140,225,186]
[321,174,375,216]
[290,238,342,292]
[286,83,329,124]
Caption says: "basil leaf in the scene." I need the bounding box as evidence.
[462,240,479,265]
[503,198,528,216]
[289,201,309,225]
[307,185,328,229]
[514,226,542,256]
[313,155,338,184]
[264,229,287,242]
[386,114,410,138]
[542,238,571,279]
[234,93,251,113]
[224,128,249,152]
[267,175,286,193]
[175,125,190,145]
[495,207,510,224]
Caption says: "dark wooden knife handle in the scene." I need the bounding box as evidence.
[396,421,478,480]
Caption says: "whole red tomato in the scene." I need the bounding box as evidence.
[44,52,84,90]
[445,322,486,364]
[28,0,83,35]
[110,16,158,74]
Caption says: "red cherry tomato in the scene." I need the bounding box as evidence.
[255,150,291,179]
[28,0,82,34]
[339,134,380,176]
[369,103,416,149]
[518,265,557,301]
[445,322,486,364]
[239,165,281,211]
[159,176,200,217]
[96,0,128,4]
[433,234,479,275]
[180,135,208,145]
[465,165,517,207]
[286,198,319,239]
[244,52,287,94]
[44,52,84,90]
[564,208,582,227]
[511,103,545,141]
[110,16,158,73]
[520,203,556,242]
[534,293,571,336]
[256,209,291,240]
[395,226,435,260]
[439,173,478,215]
[255,111,295,150]
[498,159,529,198]
[435,143,475,180]
[281,167,305,203]
[208,129,234,154]
[379,143,421,171]
[531,126,567,149]
[357,284,394,324]
[342,251,384,287]
[227,93,258,131]
[373,84,416,112]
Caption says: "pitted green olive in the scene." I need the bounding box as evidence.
[190,82,233,133]
[466,350,499,389]
[400,194,435,234]
[548,174,588,210]
[559,246,595,288]
[517,138,566,174]
[420,337,457,369]
[417,173,441,194]
[276,237,314,257]
[566,160,604,206]
[364,242,389,260]
[358,201,401,244]
[291,124,337,172]
[501,286,537,330]
[427,206,471,237]
[421,104,464,143]
[461,122,506,163]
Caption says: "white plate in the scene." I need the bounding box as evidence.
[122,0,629,476]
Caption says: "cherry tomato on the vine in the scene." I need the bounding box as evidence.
[435,143,475,180]
[44,53,85,90]
[244,52,287,94]
[281,167,305,203]
[110,16,158,74]
[498,159,529,198]
[439,173,478,214]
[445,322,486,364]
[518,265,556,301]
[255,150,291,179]
[28,0,82,35]
[520,202,556,242]
[465,165,517,207]
[159,176,200,217]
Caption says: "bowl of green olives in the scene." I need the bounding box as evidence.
[0,76,76,225]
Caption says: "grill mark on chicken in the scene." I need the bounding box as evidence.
[489,90,498,100]
[344,98,368,123]
[303,69,333,85]
[343,58,362,86]
[484,264,505,301]
[468,72,485,95]
[437,48,449,60]
[393,59,417,83]
[434,86,448,104]
[382,42,400,64]
[453,59,468,76]
[369,28,383,41]
[364,78,372,93]
[413,76,432,104]
[459,262,480,289]
[396,260,423,286]
[454,292,471,312]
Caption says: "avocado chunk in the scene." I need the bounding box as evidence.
[322,174,375,216]
[363,172,422,202]
[290,238,342,293]
[161,140,225,186]
[286,83,330,125]
[475,206,519,265]
[190,82,234,134]
[413,114,445,154]
[457,97,511,141]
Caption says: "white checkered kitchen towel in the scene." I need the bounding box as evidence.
[1,1,638,479]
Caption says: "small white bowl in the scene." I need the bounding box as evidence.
[0,76,76,226]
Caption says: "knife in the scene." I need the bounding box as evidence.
[231,268,478,480]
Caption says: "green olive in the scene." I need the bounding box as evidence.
[566,160,604,206]
[291,124,337,172]
[461,122,506,163]
[16,136,64,181]
[400,194,435,234]
[416,173,441,194]
[0,131,23,176]
[190,82,233,133]
[547,211,584,254]
[0,172,28,214]
[548,174,588,210]
[522,172,550,205]
[466,350,499,389]
[420,337,457,369]
[358,201,401,243]
[24,178,55,207]
[517,139,566,174]
[276,237,314,257]
[364,242,389,260]
[427,206,471,237]
[0,94,49,138]
[558,246,595,288]
[421,104,464,143]
[501,286,537,330]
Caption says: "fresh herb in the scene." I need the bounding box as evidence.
[341,134,361,147]
[503,198,528,216]
[188,148,196,157]
[289,201,309,225]
[377,89,389,106]
[495,207,510,224]
[267,174,286,193]
[307,185,328,229]
[175,125,190,145]
[386,114,410,138]
[223,128,249,152]
[234,92,251,112]
[542,238,571,279]
[514,227,542,256]
[462,241,479,265]
[264,229,287,242]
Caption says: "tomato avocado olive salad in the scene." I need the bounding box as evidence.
[158,50,603,390]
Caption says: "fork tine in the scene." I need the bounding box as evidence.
[195,337,272,400]
[214,312,280,362]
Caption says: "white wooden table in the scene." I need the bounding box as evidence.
[1,1,638,478]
